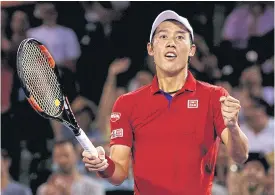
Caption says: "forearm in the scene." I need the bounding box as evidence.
[98,157,128,186]
[227,125,249,164]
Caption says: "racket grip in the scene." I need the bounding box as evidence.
[76,128,98,157]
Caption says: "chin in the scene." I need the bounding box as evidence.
[163,66,185,75]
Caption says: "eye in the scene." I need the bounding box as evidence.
[177,35,185,40]
[160,35,167,39]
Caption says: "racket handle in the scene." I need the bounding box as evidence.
[76,128,98,157]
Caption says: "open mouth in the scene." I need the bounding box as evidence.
[165,52,177,60]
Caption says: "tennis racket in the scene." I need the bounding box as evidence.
[16,38,98,157]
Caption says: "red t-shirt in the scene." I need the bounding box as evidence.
[110,71,228,195]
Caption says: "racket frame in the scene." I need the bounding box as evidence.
[16,38,99,156]
[17,38,81,136]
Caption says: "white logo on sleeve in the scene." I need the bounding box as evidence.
[110,112,121,122]
[188,100,198,108]
[111,128,123,139]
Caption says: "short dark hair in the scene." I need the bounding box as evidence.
[54,139,76,149]
[74,106,96,121]
[1,148,10,159]
[245,152,270,173]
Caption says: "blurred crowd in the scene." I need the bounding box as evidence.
[1,1,274,195]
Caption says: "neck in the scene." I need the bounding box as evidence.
[43,21,56,27]
[58,168,80,182]
[70,168,80,180]
[156,68,188,93]
[1,175,10,190]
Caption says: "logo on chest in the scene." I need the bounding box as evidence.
[187,99,198,108]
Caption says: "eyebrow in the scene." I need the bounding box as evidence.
[155,29,188,35]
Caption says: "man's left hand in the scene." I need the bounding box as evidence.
[219,96,241,129]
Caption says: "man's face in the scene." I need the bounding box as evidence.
[240,66,262,88]
[53,143,76,174]
[147,20,196,76]
[11,11,29,33]
[242,161,266,185]
[242,98,265,127]
[39,3,57,22]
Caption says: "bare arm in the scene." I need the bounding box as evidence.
[104,145,132,185]
[82,144,131,186]
[221,126,249,164]
[220,96,249,164]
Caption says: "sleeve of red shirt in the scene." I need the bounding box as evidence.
[212,86,229,139]
[109,95,133,148]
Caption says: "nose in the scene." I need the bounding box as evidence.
[166,38,176,48]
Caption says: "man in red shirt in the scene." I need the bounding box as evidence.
[82,10,249,195]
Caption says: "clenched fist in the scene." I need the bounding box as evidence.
[219,96,241,129]
[82,146,109,172]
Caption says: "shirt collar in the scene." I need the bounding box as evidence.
[150,70,197,95]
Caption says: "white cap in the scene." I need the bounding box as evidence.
[149,10,194,43]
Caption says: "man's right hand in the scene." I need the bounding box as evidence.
[82,146,109,172]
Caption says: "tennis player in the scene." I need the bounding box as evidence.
[82,10,249,195]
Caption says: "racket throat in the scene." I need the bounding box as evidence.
[62,120,80,135]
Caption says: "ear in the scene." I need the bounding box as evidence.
[189,44,196,57]
[147,43,154,56]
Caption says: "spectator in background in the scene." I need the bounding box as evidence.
[222,2,274,49]
[127,70,153,92]
[50,95,100,142]
[227,152,270,195]
[96,58,130,138]
[65,96,100,142]
[239,95,274,155]
[1,51,13,114]
[27,2,81,72]
[240,65,274,107]
[215,78,234,96]
[80,1,129,39]
[127,54,155,92]
[190,33,222,83]
[10,11,30,51]
[1,149,32,195]
[77,1,130,103]
[7,10,30,71]
[264,165,274,195]
[1,9,12,53]
[1,52,21,182]
[212,144,229,195]
[36,140,104,195]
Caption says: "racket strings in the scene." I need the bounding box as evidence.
[19,42,63,116]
